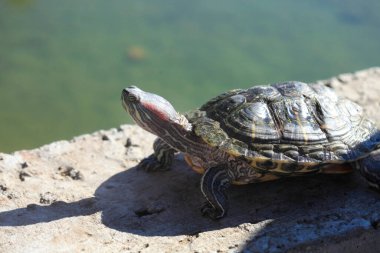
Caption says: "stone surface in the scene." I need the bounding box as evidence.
[1,67,380,253]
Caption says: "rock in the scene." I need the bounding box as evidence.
[58,166,84,180]
[101,135,110,141]
[39,192,58,204]
[18,171,31,182]
[125,137,133,148]
[1,68,380,252]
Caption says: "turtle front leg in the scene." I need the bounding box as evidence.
[355,150,380,190]
[200,165,232,219]
[138,138,176,171]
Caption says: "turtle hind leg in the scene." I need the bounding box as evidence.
[355,151,380,190]
[200,165,232,220]
[138,138,175,171]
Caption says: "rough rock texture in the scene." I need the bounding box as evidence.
[1,67,380,253]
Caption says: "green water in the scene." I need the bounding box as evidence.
[1,0,379,152]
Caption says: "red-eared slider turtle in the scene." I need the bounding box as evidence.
[121,82,380,219]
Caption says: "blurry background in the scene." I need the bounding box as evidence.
[1,0,380,152]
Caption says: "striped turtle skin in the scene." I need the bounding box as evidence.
[121,82,380,219]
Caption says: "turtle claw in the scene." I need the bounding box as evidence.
[201,202,224,220]
[138,154,169,172]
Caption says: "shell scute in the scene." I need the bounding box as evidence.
[225,101,281,142]
[246,85,281,102]
[206,94,246,124]
[316,97,352,140]
[199,89,243,112]
[190,81,380,167]
[272,98,327,144]
[274,81,315,98]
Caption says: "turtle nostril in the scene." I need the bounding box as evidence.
[122,86,139,98]
[121,89,130,101]
[122,88,130,96]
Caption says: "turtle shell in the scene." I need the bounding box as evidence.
[188,81,380,174]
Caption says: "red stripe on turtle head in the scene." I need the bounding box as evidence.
[141,100,172,122]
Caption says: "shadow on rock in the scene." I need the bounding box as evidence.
[0,198,99,226]
[0,157,376,239]
[96,158,372,237]
[96,158,221,236]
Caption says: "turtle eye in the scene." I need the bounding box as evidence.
[127,93,139,102]
[122,88,140,103]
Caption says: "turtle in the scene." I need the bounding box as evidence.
[121,81,380,219]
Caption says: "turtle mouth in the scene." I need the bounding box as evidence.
[121,89,128,101]
[121,87,141,114]
[121,88,139,121]
[121,93,130,113]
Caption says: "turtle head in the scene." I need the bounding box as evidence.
[121,86,192,137]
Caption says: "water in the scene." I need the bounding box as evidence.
[1,0,379,152]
